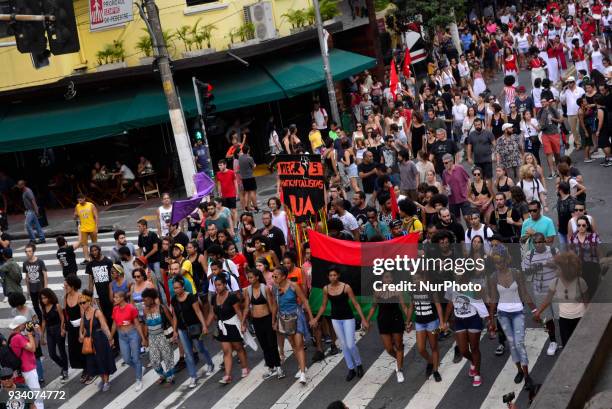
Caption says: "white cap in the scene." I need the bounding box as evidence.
[566,76,576,82]
[502,123,514,131]
[8,316,27,330]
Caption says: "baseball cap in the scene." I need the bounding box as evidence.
[8,315,27,330]
[390,219,403,229]
[502,123,514,131]
[566,76,576,82]
[517,85,526,92]
[0,367,14,380]
[173,243,185,253]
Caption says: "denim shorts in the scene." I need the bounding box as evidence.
[453,314,483,333]
[415,318,440,332]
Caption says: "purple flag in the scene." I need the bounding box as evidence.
[170,172,215,224]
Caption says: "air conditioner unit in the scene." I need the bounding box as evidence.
[248,2,276,41]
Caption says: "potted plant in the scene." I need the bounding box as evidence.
[96,40,128,71]
[175,25,194,54]
[305,6,316,26]
[320,0,340,24]
[183,18,217,58]
[283,9,308,34]
[135,32,154,65]
[230,22,258,48]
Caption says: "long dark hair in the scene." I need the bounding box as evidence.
[248,267,266,285]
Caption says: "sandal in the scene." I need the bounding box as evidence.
[156,377,166,385]
[218,375,232,384]
[241,368,250,378]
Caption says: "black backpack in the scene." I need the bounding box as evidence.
[0,333,22,371]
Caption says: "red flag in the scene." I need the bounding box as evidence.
[389,58,399,101]
[402,49,411,78]
[389,186,399,219]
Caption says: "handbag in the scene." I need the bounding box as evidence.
[187,323,202,339]
[160,305,174,340]
[82,311,95,355]
[277,313,297,335]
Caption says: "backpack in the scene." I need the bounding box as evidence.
[467,226,492,241]
[519,179,542,202]
[0,334,23,371]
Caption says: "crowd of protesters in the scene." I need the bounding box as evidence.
[0,1,610,406]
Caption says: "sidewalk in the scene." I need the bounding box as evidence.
[6,172,279,240]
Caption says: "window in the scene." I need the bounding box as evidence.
[0,0,11,39]
[186,0,217,7]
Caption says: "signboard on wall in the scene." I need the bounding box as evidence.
[89,0,134,31]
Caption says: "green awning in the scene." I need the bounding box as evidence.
[0,49,375,152]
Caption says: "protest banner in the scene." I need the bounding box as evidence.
[277,154,325,222]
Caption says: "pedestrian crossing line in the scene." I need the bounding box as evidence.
[404,333,486,409]
[57,354,132,409]
[14,232,139,251]
[342,332,416,409]
[156,351,225,409]
[478,328,548,409]
[210,340,294,409]
[103,349,181,409]
[13,239,138,258]
[269,332,365,409]
[44,368,80,392]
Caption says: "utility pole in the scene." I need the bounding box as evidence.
[312,0,340,125]
[140,0,197,196]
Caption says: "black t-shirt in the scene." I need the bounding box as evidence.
[172,232,190,249]
[489,208,516,240]
[138,231,160,263]
[56,245,78,276]
[259,226,285,260]
[412,292,439,324]
[172,293,199,329]
[358,162,378,193]
[212,292,239,321]
[350,205,372,229]
[431,139,459,174]
[436,221,465,243]
[0,385,34,409]
[86,257,113,307]
[557,196,577,235]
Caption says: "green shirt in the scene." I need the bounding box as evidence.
[328,130,339,141]
[0,260,23,295]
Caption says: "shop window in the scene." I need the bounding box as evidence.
[186,0,217,7]
[0,0,11,39]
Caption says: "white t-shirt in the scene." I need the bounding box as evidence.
[562,87,585,116]
[334,212,359,232]
[158,205,172,237]
[520,178,546,203]
[521,118,539,137]
[532,88,543,108]
[313,108,328,130]
[120,164,135,180]
[445,290,479,318]
[452,104,468,123]
[464,224,495,253]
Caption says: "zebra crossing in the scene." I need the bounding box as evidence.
[34,326,555,409]
[0,230,140,323]
[1,231,558,409]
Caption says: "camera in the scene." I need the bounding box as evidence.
[24,322,35,332]
[503,392,515,404]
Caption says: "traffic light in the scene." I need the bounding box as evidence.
[200,83,218,134]
[42,0,79,55]
[9,0,47,54]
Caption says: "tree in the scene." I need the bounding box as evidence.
[388,0,465,36]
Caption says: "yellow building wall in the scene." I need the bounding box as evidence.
[0,0,312,92]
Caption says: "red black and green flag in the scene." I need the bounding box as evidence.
[307,230,419,317]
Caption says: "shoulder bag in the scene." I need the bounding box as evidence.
[82,311,96,355]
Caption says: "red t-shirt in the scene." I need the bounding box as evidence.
[231,253,249,288]
[112,304,138,326]
[10,333,36,372]
[216,169,237,198]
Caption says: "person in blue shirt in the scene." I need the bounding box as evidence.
[460,29,473,52]
[364,208,391,240]
[520,200,556,249]
[168,261,193,299]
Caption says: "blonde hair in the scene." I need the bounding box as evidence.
[519,164,534,180]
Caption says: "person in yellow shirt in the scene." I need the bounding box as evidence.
[74,193,98,264]
[171,243,196,294]
[398,199,423,240]
[308,121,323,154]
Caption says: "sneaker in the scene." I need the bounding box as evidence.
[38,379,45,387]
[295,370,302,379]
[97,380,104,391]
[547,341,558,356]
[189,377,198,388]
[592,150,605,158]
[453,346,462,363]
[79,373,87,383]
[204,364,215,376]
[85,375,97,385]
[604,160,612,167]
[121,361,127,367]
[345,369,356,382]
[514,371,524,384]
[426,363,433,378]
[241,368,250,378]
[584,158,594,163]
[472,375,482,387]
[396,370,405,383]
[102,382,110,392]
[328,345,340,356]
[134,380,143,391]
[495,344,505,356]
[218,375,232,385]
[61,370,69,383]
[547,173,555,180]
[433,371,442,382]
[276,367,286,379]
[312,350,325,363]
[356,365,364,377]
[468,365,477,378]
[262,368,277,380]
[299,372,307,384]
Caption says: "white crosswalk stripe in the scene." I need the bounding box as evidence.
[30,328,555,409]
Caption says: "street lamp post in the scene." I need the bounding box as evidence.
[312,0,341,125]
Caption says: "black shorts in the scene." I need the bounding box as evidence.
[475,162,493,179]
[222,197,237,209]
[242,177,257,192]
[598,133,611,150]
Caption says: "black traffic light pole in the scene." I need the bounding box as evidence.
[192,77,215,185]
[0,13,55,21]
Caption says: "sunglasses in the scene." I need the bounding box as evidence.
[357,125,362,128]
[443,161,452,165]
[79,301,88,305]
[574,208,585,212]
[578,223,587,227]
[529,208,539,213]
[473,172,481,176]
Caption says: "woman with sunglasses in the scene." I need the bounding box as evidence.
[79,289,116,392]
[354,137,367,165]
[566,202,596,240]
[534,252,589,348]
[131,267,154,323]
[207,275,250,384]
[520,111,542,165]
[569,216,602,299]
[487,245,537,388]
[352,123,365,141]
[468,166,493,222]
[63,275,88,383]
[110,291,146,391]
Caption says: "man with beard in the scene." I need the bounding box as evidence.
[488,193,518,243]
[109,229,135,264]
[466,118,495,190]
[259,210,286,261]
[349,191,372,233]
[86,244,114,327]
[435,207,465,243]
